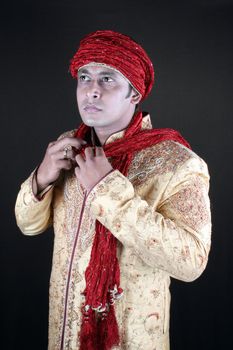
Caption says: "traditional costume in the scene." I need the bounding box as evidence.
[15,30,211,350]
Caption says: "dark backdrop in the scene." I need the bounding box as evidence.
[1,0,233,349]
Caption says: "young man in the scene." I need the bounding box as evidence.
[15,30,211,350]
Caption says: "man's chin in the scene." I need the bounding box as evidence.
[83,119,106,127]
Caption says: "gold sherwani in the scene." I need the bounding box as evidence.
[15,115,211,350]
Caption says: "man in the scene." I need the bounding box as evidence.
[15,30,211,350]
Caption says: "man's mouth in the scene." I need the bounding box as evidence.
[84,105,102,113]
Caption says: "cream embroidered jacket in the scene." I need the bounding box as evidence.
[15,115,211,350]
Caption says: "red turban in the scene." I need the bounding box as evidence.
[69,30,154,101]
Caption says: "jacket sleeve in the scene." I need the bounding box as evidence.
[15,170,54,235]
[88,156,211,282]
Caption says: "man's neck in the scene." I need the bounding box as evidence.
[93,126,119,145]
[94,115,135,145]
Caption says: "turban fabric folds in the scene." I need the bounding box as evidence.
[69,30,155,100]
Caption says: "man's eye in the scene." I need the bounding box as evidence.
[102,77,113,82]
[79,75,90,82]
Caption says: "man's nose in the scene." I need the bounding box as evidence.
[86,81,101,99]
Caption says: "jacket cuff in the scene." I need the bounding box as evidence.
[22,168,54,206]
[31,168,54,201]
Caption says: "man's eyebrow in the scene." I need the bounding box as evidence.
[98,70,117,76]
[78,68,89,75]
[78,68,117,77]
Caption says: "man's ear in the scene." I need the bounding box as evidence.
[131,90,142,104]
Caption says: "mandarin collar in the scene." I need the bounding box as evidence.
[104,113,152,145]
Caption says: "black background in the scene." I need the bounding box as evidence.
[1,0,233,349]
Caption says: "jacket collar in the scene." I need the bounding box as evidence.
[104,113,152,145]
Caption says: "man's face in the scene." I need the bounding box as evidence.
[76,65,140,131]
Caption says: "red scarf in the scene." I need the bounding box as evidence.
[75,111,190,350]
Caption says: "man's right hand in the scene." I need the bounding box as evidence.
[34,136,86,195]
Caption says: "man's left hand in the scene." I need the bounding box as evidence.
[75,147,113,192]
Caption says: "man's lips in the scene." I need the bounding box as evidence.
[84,105,102,113]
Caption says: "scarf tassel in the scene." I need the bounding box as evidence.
[97,305,120,350]
[80,307,97,350]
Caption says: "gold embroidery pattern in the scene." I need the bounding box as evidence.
[128,140,192,187]
[165,177,211,231]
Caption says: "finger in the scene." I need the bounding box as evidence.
[74,165,80,177]
[69,149,77,161]
[48,141,57,148]
[61,147,77,160]
[57,159,73,170]
[95,147,105,157]
[53,137,86,153]
[74,166,83,181]
[75,153,85,167]
[50,148,75,161]
[84,147,94,159]
[58,149,71,160]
